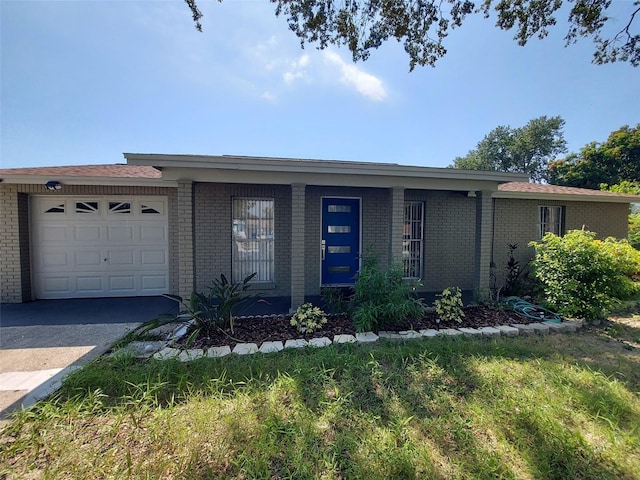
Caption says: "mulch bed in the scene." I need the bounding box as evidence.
[180,306,533,349]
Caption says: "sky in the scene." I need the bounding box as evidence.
[1,0,638,170]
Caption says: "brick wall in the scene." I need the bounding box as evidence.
[492,198,631,288]
[193,183,291,297]
[0,184,177,303]
[406,190,477,291]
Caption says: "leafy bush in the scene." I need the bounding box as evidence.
[351,254,425,332]
[629,213,640,250]
[290,303,328,333]
[156,273,259,341]
[434,287,465,323]
[530,230,640,321]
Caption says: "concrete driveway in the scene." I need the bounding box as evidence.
[0,296,177,421]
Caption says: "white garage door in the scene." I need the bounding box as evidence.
[32,196,169,299]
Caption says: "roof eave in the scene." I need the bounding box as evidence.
[0,174,174,188]
[124,153,529,184]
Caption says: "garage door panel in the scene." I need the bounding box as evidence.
[41,225,69,242]
[76,276,104,293]
[108,225,134,242]
[40,276,72,295]
[32,196,169,299]
[141,275,167,291]
[141,250,166,266]
[74,225,102,242]
[75,251,102,266]
[140,225,166,242]
[108,250,135,266]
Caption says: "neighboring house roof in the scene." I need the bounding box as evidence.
[496,182,639,203]
[0,164,166,187]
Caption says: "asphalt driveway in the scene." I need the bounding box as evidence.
[0,296,177,421]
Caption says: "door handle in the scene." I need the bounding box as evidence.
[321,240,326,261]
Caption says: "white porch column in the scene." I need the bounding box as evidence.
[474,190,494,297]
[177,181,194,299]
[290,183,306,311]
[390,186,405,265]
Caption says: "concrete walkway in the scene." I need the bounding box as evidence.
[0,296,177,421]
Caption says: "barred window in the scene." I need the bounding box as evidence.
[403,201,424,278]
[539,206,565,238]
[232,198,274,283]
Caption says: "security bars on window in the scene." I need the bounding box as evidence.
[403,201,424,278]
[232,198,275,283]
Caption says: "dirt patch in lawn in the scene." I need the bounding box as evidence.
[179,306,532,349]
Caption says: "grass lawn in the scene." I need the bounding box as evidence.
[1,317,639,479]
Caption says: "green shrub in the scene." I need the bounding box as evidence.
[320,287,349,314]
[290,303,327,333]
[629,213,640,250]
[434,286,465,323]
[530,230,640,321]
[351,254,425,332]
[151,272,259,342]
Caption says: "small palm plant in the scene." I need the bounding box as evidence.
[145,272,259,345]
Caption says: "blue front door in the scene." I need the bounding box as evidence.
[321,198,360,285]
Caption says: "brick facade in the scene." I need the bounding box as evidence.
[1,177,633,308]
[492,198,630,288]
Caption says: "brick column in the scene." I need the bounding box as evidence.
[390,187,405,265]
[0,186,22,303]
[474,190,494,297]
[177,181,195,299]
[290,183,306,311]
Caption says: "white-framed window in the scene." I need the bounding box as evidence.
[232,198,274,283]
[539,206,565,237]
[403,201,424,278]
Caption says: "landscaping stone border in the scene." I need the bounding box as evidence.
[139,320,585,362]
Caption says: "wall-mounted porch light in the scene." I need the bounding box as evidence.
[45,181,62,191]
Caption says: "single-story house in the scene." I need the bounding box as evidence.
[1,154,637,310]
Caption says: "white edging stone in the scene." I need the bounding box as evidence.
[153,347,181,360]
[233,343,259,355]
[178,349,205,362]
[399,330,422,339]
[207,346,232,358]
[333,334,356,344]
[309,337,332,348]
[356,332,379,343]
[259,341,284,353]
[419,329,441,338]
[378,331,404,340]
[495,325,519,336]
[478,326,501,337]
[440,328,463,336]
[458,327,482,337]
[284,339,308,349]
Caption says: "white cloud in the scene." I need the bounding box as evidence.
[323,51,387,102]
[261,91,276,102]
[283,54,311,84]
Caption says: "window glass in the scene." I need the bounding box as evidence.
[232,198,274,282]
[539,206,564,237]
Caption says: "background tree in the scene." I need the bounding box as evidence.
[450,116,567,182]
[184,0,639,70]
[547,124,640,189]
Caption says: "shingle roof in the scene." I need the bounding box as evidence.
[0,164,160,178]
[499,182,635,197]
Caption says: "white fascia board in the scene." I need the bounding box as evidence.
[124,153,528,185]
[0,174,174,188]
[493,191,638,204]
